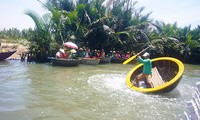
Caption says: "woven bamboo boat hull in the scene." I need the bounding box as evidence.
[100,57,111,64]
[51,58,80,67]
[80,58,100,65]
[126,57,184,94]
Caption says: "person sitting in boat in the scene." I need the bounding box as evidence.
[68,49,77,59]
[106,50,112,58]
[90,49,95,58]
[84,47,90,58]
[112,51,116,59]
[96,50,101,58]
[77,48,85,58]
[101,49,105,58]
[56,46,70,59]
[132,52,154,88]
[91,49,98,58]
[114,51,121,59]
[121,52,126,59]
[125,52,131,59]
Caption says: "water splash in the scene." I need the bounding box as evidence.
[87,73,128,92]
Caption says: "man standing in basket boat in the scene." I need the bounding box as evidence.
[132,52,154,88]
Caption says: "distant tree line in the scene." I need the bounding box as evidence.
[0,28,34,43]
[0,0,199,64]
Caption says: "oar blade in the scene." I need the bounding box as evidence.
[123,55,137,65]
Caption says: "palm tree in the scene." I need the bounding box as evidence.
[25,10,53,62]
[31,0,200,64]
[149,21,200,63]
[103,0,156,52]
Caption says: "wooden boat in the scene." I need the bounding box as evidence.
[49,57,80,67]
[100,57,111,64]
[126,57,184,94]
[80,58,100,65]
[0,50,16,61]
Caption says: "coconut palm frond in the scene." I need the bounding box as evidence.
[25,10,45,31]
[116,31,130,37]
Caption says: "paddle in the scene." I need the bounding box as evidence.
[123,45,152,65]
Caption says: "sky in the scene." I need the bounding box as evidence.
[0,0,200,30]
[136,0,200,29]
[0,0,47,31]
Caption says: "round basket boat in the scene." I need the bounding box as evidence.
[49,58,80,67]
[80,58,100,65]
[126,57,184,94]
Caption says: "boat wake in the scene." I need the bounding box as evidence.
[87,73,145,98]
[87,73,183,101]
[88,73,128,92]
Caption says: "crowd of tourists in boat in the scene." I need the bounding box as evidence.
[55,45,135,61]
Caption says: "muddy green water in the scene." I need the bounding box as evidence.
[0,60,199,120]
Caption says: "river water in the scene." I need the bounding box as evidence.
[0,60,199,120]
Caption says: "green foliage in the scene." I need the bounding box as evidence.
[0,28,23,41]
[25,10,54,62]
[1,0,200,63]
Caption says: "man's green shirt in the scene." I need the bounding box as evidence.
[137,58,152,74]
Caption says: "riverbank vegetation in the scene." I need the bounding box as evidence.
[0,0,199,64]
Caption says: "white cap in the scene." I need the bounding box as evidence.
[142,52,150,57]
